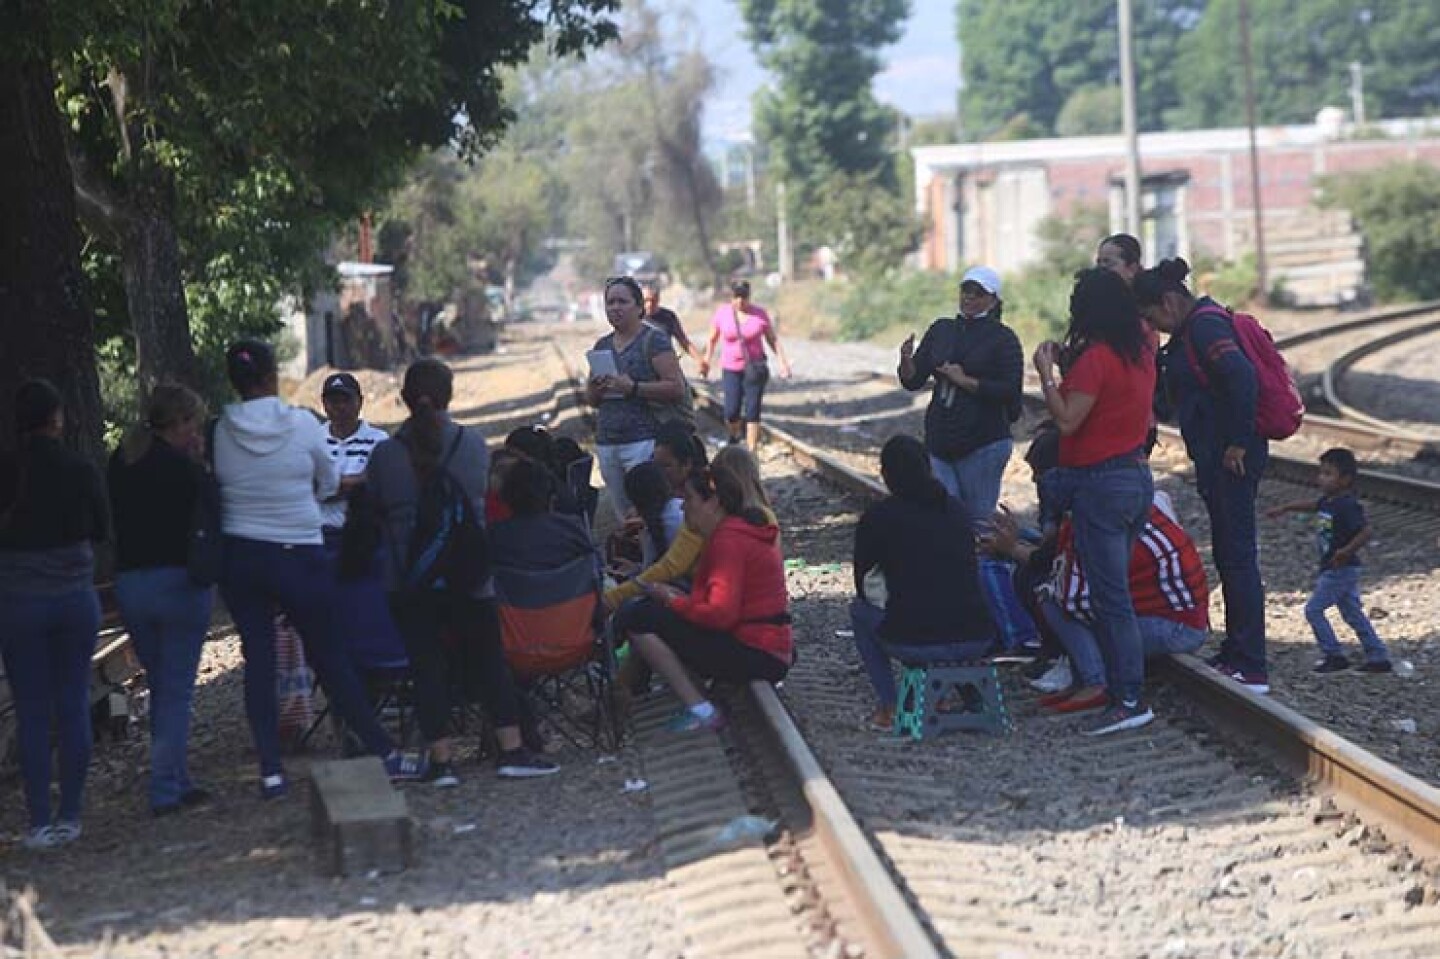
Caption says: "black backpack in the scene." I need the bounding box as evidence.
[399,427,489,595]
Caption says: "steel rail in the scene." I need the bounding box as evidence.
[1320,315,1440,441]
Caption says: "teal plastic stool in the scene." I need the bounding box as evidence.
[893,663,1010,739]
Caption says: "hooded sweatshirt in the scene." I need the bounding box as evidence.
[214,397,337,545]
[667,515,792,664]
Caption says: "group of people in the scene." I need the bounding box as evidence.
[585,274,794,732]
[0,272,802,851]
[849,235,1392,737]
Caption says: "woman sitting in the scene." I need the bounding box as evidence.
[603,423,710,610]
[614,466,792,732]
[620,461,684,577]
[850,435,996,730]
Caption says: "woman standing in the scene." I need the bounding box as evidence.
[898,266,1023,526]
[585,276,685,521]
[704,280,792,449]
[109,385,215,816]
[0,380,109,848]
[367,358,557,783]
[1032,268,1156,735]
[213,340,407,797]
[1134,258,1269,693]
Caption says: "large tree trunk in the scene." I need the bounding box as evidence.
[121,166,199,392]
[0,13,105,463]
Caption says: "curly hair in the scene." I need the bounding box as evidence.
[1062,267,1148,367]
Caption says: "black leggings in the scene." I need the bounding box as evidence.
[387,591,521,742]
[616,596,788,684]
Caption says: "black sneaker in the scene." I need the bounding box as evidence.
[1204,652,1232,671]
[424,760,460,788]
[1313,655,1352,674]
[1081,698,1155,737]
[496,747,560,779]
[1358,660,1394,674]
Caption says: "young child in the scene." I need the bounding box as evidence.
[1266,448,1392,673]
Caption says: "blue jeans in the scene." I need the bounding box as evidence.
[115,567,214,809]
[1306,566,1389,663]
[0,588,99,828]
[930,438,1013,530]
[1039,598,1207,687]
[850,597,992,707]
[1198,453,1268,674]
[219,537,394,777]
[1069,460,1153,703]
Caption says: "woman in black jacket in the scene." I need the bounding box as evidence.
[0,380,109,849]
[898,265,1023,528]
[109,384,215,817]
[850,435,996,729]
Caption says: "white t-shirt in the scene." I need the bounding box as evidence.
[320,420,389,530]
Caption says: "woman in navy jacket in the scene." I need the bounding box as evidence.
[1134,258,1269,693]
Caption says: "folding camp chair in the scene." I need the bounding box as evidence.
[491,537,621,751]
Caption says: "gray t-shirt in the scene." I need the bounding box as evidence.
[365,415,492,597]
[593,326,673,446]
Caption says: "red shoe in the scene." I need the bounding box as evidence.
[1045,689,1109,714]
[1036,688,1074,708]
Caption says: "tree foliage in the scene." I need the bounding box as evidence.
[740,0,909,212]
[36,0,617,405]
[957,0,1200,137]
[1321,162,1440,302]
[1173,0,1440,128]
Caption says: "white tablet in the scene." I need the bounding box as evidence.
[586,349,619,379]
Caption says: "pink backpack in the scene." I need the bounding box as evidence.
[1183,305,1304,441]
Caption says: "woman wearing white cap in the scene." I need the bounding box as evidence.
[898,265,1023,527]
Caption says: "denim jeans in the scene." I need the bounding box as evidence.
[596,439,657,522]
[1069,460,1153,703]
[850,597,992,707]
[1040,597,1206,687]
[115,567,214,810]
[220,537,394,777]
[1306,566,1389,663]
[1198,453,1268,674]
[930,437,1013,530]
[0,588,99,828]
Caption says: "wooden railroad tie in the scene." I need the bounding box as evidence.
[309,757,414,876]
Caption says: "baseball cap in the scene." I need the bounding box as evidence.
[321,372,362,397]
[961,266,1002,298]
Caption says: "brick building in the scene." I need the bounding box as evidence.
[911,116,1440,305]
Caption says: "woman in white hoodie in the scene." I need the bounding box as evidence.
[214,340,415,797]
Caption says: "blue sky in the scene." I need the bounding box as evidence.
[686,0,959,144]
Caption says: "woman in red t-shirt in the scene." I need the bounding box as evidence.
[1031,268,1156,736]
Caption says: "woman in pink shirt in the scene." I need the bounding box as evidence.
[703,280,792,448]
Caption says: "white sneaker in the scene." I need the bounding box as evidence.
[1029,657,1072,693]
[21,826,59,850]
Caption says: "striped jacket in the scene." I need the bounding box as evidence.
[1046,495,1209,630]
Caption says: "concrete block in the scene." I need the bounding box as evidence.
[309,757,413,876]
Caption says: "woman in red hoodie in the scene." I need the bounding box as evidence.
[616,455,792,732]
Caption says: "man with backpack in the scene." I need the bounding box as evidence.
[366,358,557,785]
[1134,258,1303,695]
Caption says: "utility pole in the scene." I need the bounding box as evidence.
[1118,0,1143,241]
[776,181,791,282]
[744,142,756,212]
[1239,0,1268,301]
[1349,61,1367,127]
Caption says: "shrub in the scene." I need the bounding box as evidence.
[1320,162,1440,302]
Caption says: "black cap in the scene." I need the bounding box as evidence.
[321,372,362,398]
